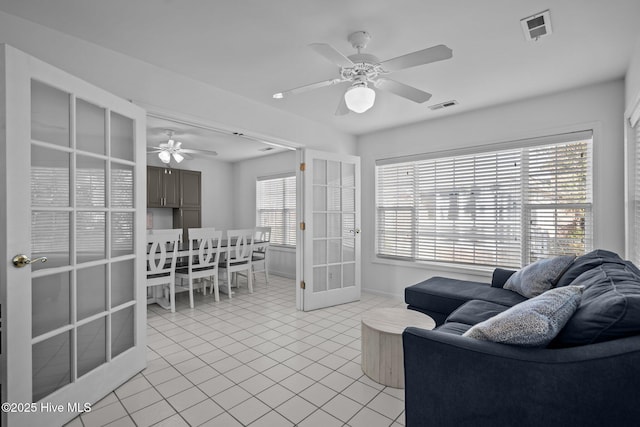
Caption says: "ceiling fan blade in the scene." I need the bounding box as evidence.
[147,150,163,154]
[273,78,345,99]
[379,44,453,72]
[173,152,193,161]
[174,141,182,150]
[375,78,432,103]
[309,43,354,68]
[335,93,350,116]
[180,148,219,156]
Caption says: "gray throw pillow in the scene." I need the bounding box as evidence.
[504,255,575,298]
[462,285,583,347]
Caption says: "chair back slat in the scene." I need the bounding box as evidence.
[254,226,271,253]
[188,227,222,270]
[226,229,254,264]
[147,229,182,276]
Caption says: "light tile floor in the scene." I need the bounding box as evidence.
[65,275,407,427]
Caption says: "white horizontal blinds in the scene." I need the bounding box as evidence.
[376,163,415,258]
[375,131,593,268]
[417,150,522,267]
[256,174,296,246]
[31,166,69,254]
[377,149,522,267]
[524,139,592,263]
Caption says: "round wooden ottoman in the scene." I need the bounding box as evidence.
[361,307,436,388]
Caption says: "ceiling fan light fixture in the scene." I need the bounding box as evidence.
[344,84,376,113]
[172,152,184,163]
[158,150,171,163]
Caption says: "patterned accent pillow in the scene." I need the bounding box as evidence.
[504,255,576,298]
[462,285,583,347]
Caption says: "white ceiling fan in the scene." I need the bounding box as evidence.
[147,130,218,164]
[273,31,453,114]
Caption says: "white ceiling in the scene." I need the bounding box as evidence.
[147,115,291,163]
[1,0,640,138]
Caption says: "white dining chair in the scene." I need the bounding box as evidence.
[219,228,254,297]
[175,227,223,308]
[252,226,271,285]
[147,228,182,313]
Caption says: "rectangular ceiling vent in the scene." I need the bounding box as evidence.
[259,146,275,152]
[429,100,458,111]
[521,10,552,42]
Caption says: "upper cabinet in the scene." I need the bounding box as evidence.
[147,166,180,207]
[180,169,201,208]
[147,166,200,209]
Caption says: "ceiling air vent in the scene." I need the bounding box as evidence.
[521,10,552,42]
[429,100,458,111]
[259,147,275,152]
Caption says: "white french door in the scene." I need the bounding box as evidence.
[0,45,147,427]
[299,149,361,311]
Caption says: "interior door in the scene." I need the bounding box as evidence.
[300,149,361,311]
[0,45,147,427]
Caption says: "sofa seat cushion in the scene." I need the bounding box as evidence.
[463,286,584,347]
[446,300,512,325]
[434,322,473,335]
[405,277,527,319]
[554,262,640,346]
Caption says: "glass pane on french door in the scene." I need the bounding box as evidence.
[29,80,137,401]
[311,158,357,292]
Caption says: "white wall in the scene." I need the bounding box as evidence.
[357,79,626,297]
[626,36,640,112]
[0,10,356,154]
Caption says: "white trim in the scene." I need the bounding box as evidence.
[375,130,593,166]
[624,87,640,260]
[627,90,640,127]
[371,255,495,278]
[257,171,296,181]
[136,101,302,151]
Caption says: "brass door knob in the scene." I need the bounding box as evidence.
[12,254,48,268]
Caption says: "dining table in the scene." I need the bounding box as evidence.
[147,238,266,310]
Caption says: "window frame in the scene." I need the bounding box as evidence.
[255,172,296,248]
[374,131,594,269]
[626,98,640,265]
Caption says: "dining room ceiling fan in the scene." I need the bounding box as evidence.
[147,130,218,164]
[273,31,453,115]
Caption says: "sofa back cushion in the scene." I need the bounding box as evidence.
[555,249,626,288]
[553,261,640,347]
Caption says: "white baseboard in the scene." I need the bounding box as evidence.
[362,287,404,300]
[269,269,295,279]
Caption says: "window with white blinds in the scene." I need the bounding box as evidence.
[256,173,296,247]
[375,131,593,269]
[630,110,640,265]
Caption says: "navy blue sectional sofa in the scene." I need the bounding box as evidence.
[402,249,640,427]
